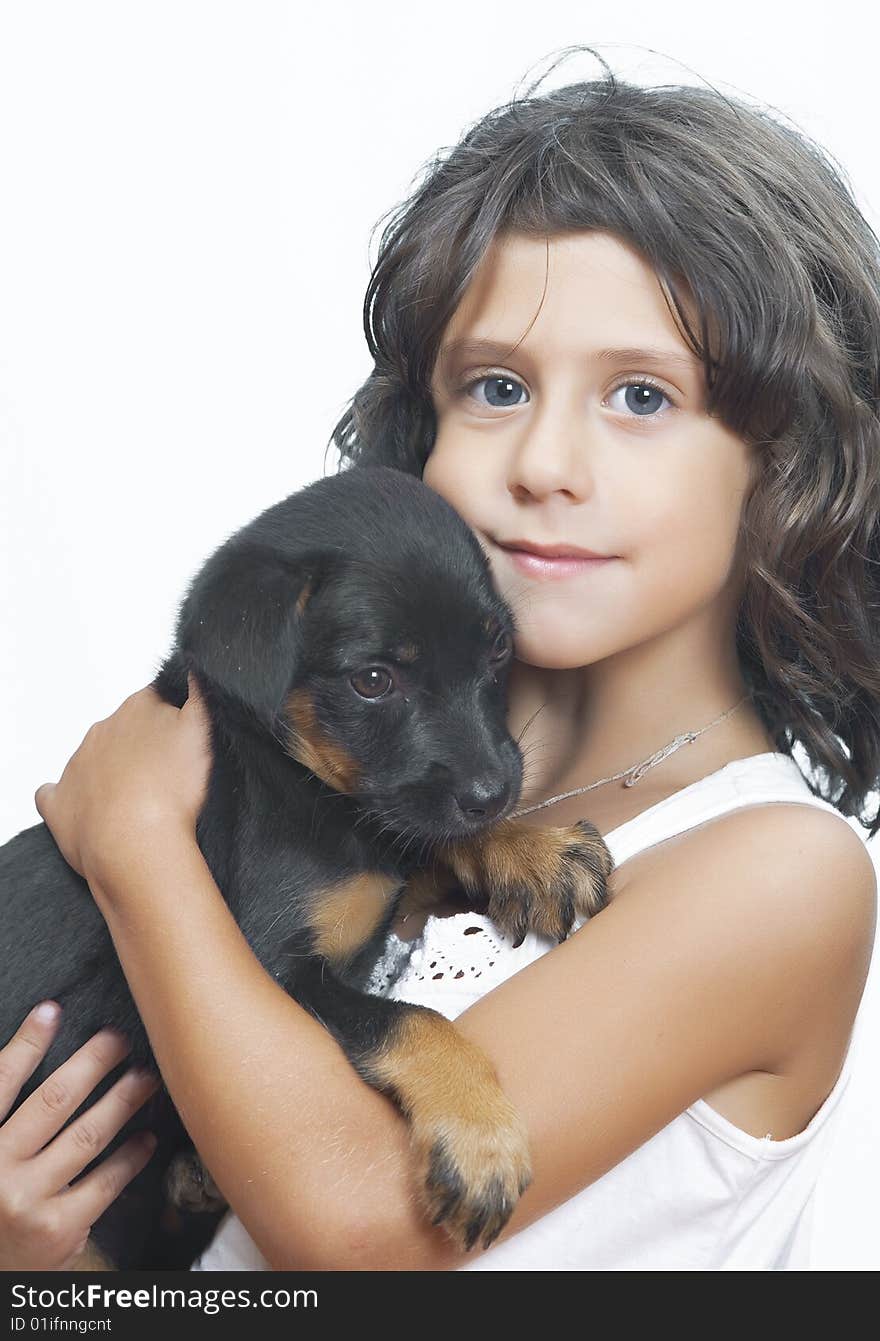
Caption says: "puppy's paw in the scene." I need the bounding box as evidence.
[482,818,614,945]
[412,1096,532,1253]
[164,1150,226,1215]
[362,1009,532,1253]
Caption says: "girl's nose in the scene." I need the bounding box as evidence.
[507,408,596,502]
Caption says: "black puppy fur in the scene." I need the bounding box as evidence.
[1,465,613,1267]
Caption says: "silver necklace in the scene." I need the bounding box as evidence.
[510,694,751,819]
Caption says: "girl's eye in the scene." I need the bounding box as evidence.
[606,379,674,418]
[459,372,675,418]
[462,373,529,409]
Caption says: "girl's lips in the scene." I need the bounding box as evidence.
[499,545,618,579]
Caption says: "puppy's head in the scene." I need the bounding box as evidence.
[172,467,523,843]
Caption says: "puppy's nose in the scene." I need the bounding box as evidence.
[454,779,511,823]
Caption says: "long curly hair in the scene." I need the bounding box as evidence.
[325,47,880,838]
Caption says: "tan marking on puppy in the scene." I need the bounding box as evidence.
[363,1010,531,1252]
[283,688,361,792]
[295,576,315,617]
[394,643,420,664]
[438,816,614,941]
[309,871,401,964]
[165,1150,226,1215]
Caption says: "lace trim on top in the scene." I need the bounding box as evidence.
[364,911,558,1000]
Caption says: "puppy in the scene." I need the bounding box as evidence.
[0,465,614,1266]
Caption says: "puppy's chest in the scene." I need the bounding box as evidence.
[221,800,406,972]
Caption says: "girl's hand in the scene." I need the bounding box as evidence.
[0,1002,160,1271]
[34,676,212,892]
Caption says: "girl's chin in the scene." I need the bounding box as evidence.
[510,634,605,672]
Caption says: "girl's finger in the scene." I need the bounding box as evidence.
[34,1066,161,1195]
[0,1004,63,1121]
[33,782,56,822]
[2,1028,132,1161]
[61,1129,159,1228]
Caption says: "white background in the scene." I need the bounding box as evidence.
[1,1,877,1270]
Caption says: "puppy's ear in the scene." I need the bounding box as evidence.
[175,545,329,732]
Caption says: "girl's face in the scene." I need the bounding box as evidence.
[424,229,757,671]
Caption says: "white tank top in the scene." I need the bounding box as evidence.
[191,751,869,1272]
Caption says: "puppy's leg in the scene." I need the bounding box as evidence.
[436,817,615,945]
[292,959,531,1255]
[393,861,469,922]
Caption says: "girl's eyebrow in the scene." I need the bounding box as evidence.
[437,337,701,375]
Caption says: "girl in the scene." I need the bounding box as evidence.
[1,54,878,1271]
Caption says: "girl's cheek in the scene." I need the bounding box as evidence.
[422,441,462,505]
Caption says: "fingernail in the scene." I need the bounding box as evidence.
[33,1001,60,1023]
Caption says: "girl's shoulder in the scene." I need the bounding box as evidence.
[613,797,876,1025]
[611,799,875,1129]
[611,784,875,897]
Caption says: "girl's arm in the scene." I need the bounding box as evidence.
[35,685,877,1271]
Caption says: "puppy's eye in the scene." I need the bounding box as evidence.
[490,629,513,665]
[350,667,395,700]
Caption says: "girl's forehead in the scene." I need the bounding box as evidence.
[437,230,705,374]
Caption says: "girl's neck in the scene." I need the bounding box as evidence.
[504,647,776,817]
